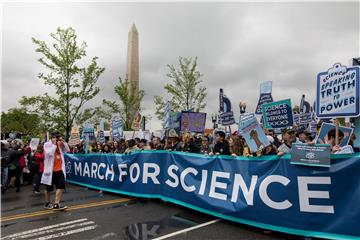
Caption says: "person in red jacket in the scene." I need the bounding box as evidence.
[33,145,44,194]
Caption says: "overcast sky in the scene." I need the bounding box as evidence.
[1,1,359,130]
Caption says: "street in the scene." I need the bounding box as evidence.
[1,183,306,240]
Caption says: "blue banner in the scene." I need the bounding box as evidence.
[65,152,360,240]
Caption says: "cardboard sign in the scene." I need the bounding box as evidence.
[262,99,293,129]
[238,115,270,152]
[180,112,207,133]
[290,143,331,167]
[29,138,40,150]
[316,63,360,118]
[98,130,105,144]
[132,112,142,130]
[68,127,81,146]
[316,122,353,147]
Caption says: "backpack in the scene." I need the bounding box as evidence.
[27,152,39,172]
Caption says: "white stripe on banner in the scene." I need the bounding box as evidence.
[2,218,88,239]
[152,219,221,240]
[16,221,95,239]
[30,225,98,240]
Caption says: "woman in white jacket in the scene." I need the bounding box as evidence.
[41,131,70,210]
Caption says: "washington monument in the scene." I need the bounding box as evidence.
[126,24,139,98]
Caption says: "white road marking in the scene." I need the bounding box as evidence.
[29,225,98,240]
[152,219,221,240]
[89,232,117,240]
[2,218,88,239]
[17,221,95,239]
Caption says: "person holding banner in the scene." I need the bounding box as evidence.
[210,131,230,156]
[278,129,296,156]
[228,135,243,156]
[199,136,213,154]
[41,131,70,210]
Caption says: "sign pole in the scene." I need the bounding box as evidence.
[335,118,340,146]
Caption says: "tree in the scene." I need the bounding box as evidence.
[102,77,145,131]
[154,57,207,120]
[20,27,105,141]
[1,108,43,137]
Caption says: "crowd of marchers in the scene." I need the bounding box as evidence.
[1,124,358,196]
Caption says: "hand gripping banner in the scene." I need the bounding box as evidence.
[65,152,360,240]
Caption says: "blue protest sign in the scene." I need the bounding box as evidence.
[299,112,313,125]
[169,112,181,134]
[316,63,360,118]
[316,122,353,147]
[163,102,171,129]
[255,81,273,115]
[219,89,235,125]
[111,117,124,141]
[262,99,293,129]
[293,114,300,125]
[65,152,360,240]
[181,112,207,133]
[290,143,331,167]
[238,115,270,152]
[98,130,105,144]
[82,123,95,144]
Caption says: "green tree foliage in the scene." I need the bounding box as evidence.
[1,108,42,136]
[154,57,207,120]
[19,27,105,140]
[102,77,145,131]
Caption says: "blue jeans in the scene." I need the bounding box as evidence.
[1,167,9,189]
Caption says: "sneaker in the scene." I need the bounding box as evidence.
[44,202,53,210]
[52,203,68,211]
[34,190,41,195]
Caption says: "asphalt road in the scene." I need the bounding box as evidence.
[1,183,309,240]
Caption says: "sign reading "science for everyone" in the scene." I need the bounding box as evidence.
[262,99,293,129]
[316,63,360,118]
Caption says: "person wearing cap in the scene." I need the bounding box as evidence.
[278,128,296,156]
[41,131,70,210]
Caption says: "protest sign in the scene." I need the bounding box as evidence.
[308,121,318,134]
[293,114,300,125]
[316,122,353,147]
[255,81,274,115]
[181,112,206,133]
[168,112,181,134]
[238,115,270,152]
[316,63,360,118]
[299,112,313,125]
[82,123,95,144]
[132,112,142,130]
[299,94,311,113]
[262,99,293,129]
[163,102,171,129]
[111,117,124,141]
[219,89,235,125]
[29,138,40,150]
[97,130,105,144]
[354,117,360,148]
[290,143,331,167]
[69,127,81,146]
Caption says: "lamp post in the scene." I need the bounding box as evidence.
[211,114,218,130]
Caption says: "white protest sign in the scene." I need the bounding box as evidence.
[316,63,360,118]
[30,138,40,150]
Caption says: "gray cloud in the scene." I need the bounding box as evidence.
[2,2,359,130]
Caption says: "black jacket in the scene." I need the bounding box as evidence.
[212,140,231,155]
